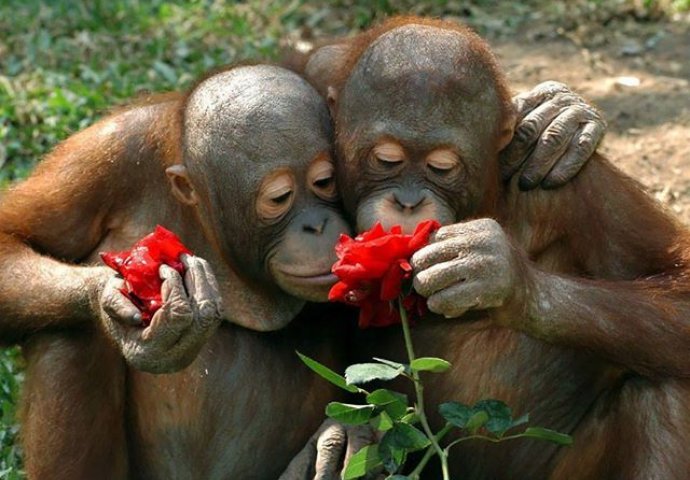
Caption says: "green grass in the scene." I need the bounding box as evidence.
[0,349,22,479]
[0,0,685,477]
[1,0,283,182]
[0,0,454,182]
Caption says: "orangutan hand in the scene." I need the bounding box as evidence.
[501,81,606,190]
[97,254,223,373]
[412,219,528,320]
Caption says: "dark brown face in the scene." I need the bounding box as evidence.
[180,65,350,303]
[332,25,515,233]
[256,152,347,302]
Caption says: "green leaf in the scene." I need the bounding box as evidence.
[345,363,404,385]
[441,399,519,437]
[326,402,376,425]
[522,427,573,446]
[400,412,420,425]
[439,401,473,428]
[379,444,407,474]
[296,352,359,393]
[152,60,177,85]
[379,423,429,473]
[370,411,394,432]
[410,357,451,373]
[511,413,530,429]
[366,389,408,420]
[372,357,407,370]
[465,411,490,434]
[381,423,431,451]
[343,445,382,480]
[474,399,513,436]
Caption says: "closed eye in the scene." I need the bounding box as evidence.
[257,169,296,221]
[426,149,460,175]
[271,191,293,204]
[308,154,338,200]
[373,142,405,166]
[313,176,333,189]
[427,164,450,176]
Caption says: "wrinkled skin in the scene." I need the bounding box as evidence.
[500,80,606,189]
[412,219,521,319]
[281,420,385,480]
[0,65,352,479]
[96,66,348,372]
[299,43,605,195]
[98,256,223,374]
[290,18,690,480]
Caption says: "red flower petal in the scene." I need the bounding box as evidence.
[100,251,127,270]
[380,261,406,301]
[328,281,352,302]
[367,301,401,328]
[408,219,441,251]
[330,220,440,328]
[100,225,192,326]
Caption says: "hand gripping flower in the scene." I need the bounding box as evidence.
[329,220,439,328]
[100,225,191,325]
[298,220,572,480]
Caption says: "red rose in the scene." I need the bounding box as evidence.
[101,225,191,325]
[329,220,440,328]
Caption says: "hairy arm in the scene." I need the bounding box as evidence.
[512,155,690,377]
[414,155,690,377]
[0,99,176,343]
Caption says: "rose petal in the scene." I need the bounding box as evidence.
[100,225,191,324]
[408,219,441,251]
[329,220,440,329]
[380,261,407,301]
[328,281,352,302]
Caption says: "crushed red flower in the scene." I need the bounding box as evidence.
[329,220,440,328]
[100,225,191,325]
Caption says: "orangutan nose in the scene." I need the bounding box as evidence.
[303,215,328,235]
[394,190,426,212]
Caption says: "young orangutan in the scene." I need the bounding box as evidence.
[287,16,690,479]
[1,65,351,479]
[1,49,604,479]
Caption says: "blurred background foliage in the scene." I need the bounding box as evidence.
[0,0,687,477]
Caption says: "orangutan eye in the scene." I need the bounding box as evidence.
[309,154,338,200]
[426,149,460,175]
[257,170,295,220]
[372,142,405,166]
[271,190,293,205]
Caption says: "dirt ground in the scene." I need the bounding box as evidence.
[490,18,690,222]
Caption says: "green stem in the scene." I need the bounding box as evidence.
[444,433,532,454]
[409,423,454,479]
[399,300,450,480]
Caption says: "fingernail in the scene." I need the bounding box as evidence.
[542,177,563,190]
[133,312,142,324]
[518,176,538,191]
[159,264,173,277]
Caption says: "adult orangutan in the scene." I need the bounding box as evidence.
[1,55,601,480]
[286,16,690,480]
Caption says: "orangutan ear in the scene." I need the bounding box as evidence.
[305,43,349,93]
[166,165,198,206]
[326,86,339,117]
[497,109,518,152]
